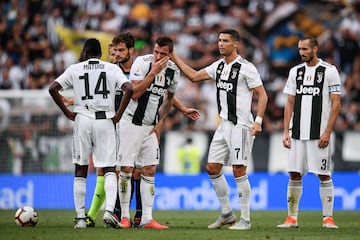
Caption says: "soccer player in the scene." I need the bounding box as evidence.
[171,29,268,230]
[88,33,200,228]
[277,37,341,229]
[118,36,179,229]
[85,41,121,227]
[49,38,133,229]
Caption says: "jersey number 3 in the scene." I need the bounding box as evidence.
[79,72,110,100]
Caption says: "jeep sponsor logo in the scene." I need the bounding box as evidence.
[217,80,233,92]
[147,83,166,96]
[296,85,321,96]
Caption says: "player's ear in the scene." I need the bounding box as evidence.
[129,47,135,55]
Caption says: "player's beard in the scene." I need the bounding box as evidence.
[119,53,131,64]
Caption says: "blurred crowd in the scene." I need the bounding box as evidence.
[1,0,360,132]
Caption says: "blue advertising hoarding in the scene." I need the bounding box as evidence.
[0,173,359,210]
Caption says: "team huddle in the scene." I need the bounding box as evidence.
[49,29,341,230]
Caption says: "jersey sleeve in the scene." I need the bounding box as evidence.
[204,61,218,80]
[167,65,180,93]
[55,66,73,90]
[114,66,131,88]
[129,56,147,81]
[245,63,263,89]
[328,65,341,95]
[283,67,297,96]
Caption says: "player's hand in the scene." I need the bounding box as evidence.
[151,56,169,74]
[183,108,200,120]
[111,114,121,124]
[66,112,76,121]
[282,133,291,148]
[149,121,163,143]
[318,132,331,149]
[251,122,262,136]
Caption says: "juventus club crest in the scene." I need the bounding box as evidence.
[297,70,303,81]
[231,68,239,80]
[317,71,323,83]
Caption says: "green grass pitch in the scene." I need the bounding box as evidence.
[1,210,359,240]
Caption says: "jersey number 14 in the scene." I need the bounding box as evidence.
[79,72,110,100]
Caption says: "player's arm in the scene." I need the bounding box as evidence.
[283,94,295,148]
[61,95,74,106]
[170,51,211,82]
[172,96,200,121]
[131,57,169,100]
[112,81,133,123]
[251,85,268,136]
[319,93,341,148]
[151,91,175,142]
[49,81,76,121]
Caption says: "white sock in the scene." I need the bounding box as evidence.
[118,171,132,219]
[104,172,117,213]
[210,173,232,215]
[320,180,334,218]
[74,177,86,219]
[235,175,251,221]
[287,180,302,219]
[140,175,155,224]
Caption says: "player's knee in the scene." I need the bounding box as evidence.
[206,163,221,175]
[74,164,88,178]
[289,172,302,181]
[142,165,155,177]
[232,165,247,177]
[318,174,331,181]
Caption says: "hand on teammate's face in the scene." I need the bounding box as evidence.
[151,56,169,75]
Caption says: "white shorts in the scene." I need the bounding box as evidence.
[208,120,253,166]
[72,114,117,168]
[118,119,159,167]
[287,138,332,176]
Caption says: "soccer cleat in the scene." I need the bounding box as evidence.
[103,211,121,229]
[229,218,251,230]
[119,217,131,229]
[74,218,86,229]
[277,216,298,228]
[207,212,236,229]
[322,217,338,229]
[141,220,169,229]
[86,215,95,227]
[132,217,141,228]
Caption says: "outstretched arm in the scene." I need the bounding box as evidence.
[170,51,211,82]
[172,96,200,121]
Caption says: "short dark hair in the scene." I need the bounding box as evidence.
[112,32,135,49]
[219,29,240,41]
[155,36,174,52]
[300,36,319,47]
[79,38,102,61]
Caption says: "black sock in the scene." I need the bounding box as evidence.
[134,179,142,218]
[114,191,121,219]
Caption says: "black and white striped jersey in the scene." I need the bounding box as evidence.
[122,54,179,126]
[205,55,263,128]
[283,59,341,140]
